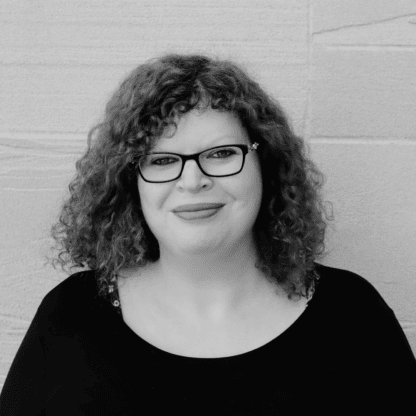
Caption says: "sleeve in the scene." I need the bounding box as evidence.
[349,276,416,413]
[0,305,46,416]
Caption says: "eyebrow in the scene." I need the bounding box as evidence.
[152,136,244,153]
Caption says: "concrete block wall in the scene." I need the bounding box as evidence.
[1,0,415,388]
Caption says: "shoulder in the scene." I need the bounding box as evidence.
[311,262,394,317]
[36,270,104,331]
[311,262,416,396]
[308,263,409,359]
[41,270,98,306]
[313,262,389,300]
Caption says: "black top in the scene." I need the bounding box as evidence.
[1,263,415,415]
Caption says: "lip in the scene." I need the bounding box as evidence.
[172,203,225,213]
[174,208,221,221]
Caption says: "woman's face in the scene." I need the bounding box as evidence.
[137,107,263,257]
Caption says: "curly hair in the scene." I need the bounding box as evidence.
[50,53,333,303]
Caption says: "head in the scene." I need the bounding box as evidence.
[136,107,263,260]
[51,53,332,299]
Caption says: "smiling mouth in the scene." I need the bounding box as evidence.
[173,203,225,213]
[173,207,222,220]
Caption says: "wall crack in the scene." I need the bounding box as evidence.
[314,12,416,36]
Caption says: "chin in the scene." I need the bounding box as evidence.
[179,241,221,255]
[166,235,226,256]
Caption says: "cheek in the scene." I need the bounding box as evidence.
[243,159,263,199]
[138,180,170,217]
[230,165,263,212]
[246,179,263,214]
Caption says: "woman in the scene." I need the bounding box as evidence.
[1,54,415,415]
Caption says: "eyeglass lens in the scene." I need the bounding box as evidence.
[139,146,244,182]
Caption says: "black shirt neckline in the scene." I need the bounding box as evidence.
[110,275,321,362]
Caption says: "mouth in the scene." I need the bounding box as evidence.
[173,207,223,221]
[172,203,225,213]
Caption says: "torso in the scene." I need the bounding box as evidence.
[117,266,308,358]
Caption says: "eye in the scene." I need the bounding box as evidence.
[150,156,180,166]
[208,148,237,158]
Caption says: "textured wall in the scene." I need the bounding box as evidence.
[1,0,415,388]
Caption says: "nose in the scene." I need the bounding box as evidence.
[176,159,212,191]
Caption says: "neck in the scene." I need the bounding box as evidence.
[151,236,275,322]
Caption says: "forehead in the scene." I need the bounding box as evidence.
[152,108,250,153]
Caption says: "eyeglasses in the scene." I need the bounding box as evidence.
[133,142,259,183]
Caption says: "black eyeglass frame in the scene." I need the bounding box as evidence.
[132,142,259,183]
